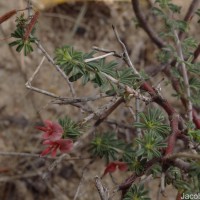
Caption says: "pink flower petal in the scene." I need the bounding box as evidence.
[57,139,73,153]
[52,122,63,134]
[36,120,64,140]
[117,162,128,171]
[42,132,50,139]
[44,120,53,127]
[42,140,53,145]
[51,146,58,157]
[103,162,117,177]
[40,146,52,157]
[41,138,73,157]
[102,161,128,177]
[35,126,47,132]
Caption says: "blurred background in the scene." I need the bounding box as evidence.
[0,0,198,199]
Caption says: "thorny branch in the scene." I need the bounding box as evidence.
[13,1,200,197]
[132,0,200,125]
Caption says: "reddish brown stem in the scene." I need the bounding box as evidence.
[141,82,175,116]
[165,114,180,155]
[119,157,161,191]
[131,0,165,48]
[179,0,200,40]
[0,9,17,25]
[132,0,200,129]
[140,81,179,155]
[176,191,183,200]
[24,11,39,40]
[193,43,200,63]
[193,109,200,129]
[94,97,125,126]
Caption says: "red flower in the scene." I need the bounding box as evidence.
[102,161,128,177]
[40,139,73,157]
[36,120,63,140]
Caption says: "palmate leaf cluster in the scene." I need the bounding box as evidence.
[187,122,200,143]
[166,165,200,193]
[58,117,83,139]
[9,14,37,56]
[89,109,169,173]
[134,109,170,137]
[123,184,150,200]
[89,133,126,162]
[54,46,141,94]
[134,109,169,160]
[136,133,166,160]
[123,152,147,175]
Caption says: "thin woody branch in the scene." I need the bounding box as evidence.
[112,25,139,75]
[131,0,165,48]
[193,43,200,63]
[0,151,91,160]
[84,52,115,63]
[179,0,200,40]
[101,72,151,103]
[52,94,110,104]
[166,152,200,161]
[174,30,193,121]
[94,97,125,126]
[94,176,110,200]
[35,40,76,97]
[0,10,17,24]
[93,46,121,58]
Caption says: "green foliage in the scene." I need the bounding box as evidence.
[149,164,162,178]
[155,0,171,9]
[136,132,167,160]
[58,117,83,139]
[182,37,198,56]
[187,122,200,143]
[190,91,200,107]
[196,8,200,23]
[166,166,190,191]
[134,109,170,137]
[165,165,200,193]
[189,161,200,181]
[187,62,200,75]
[123,152,147,175]
[55,46,141,94]
[7,1,200,199]
[156,46,174,63]
[123,184,150,200]
[89,133,126,162]
[9,14,37,56]
[155,0,181,14]
[117,68,139,87]
[167,166,182,181]
[189,77,200,90]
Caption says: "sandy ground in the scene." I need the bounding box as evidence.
[0,0,199,199]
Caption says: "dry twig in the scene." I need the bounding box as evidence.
[94,176,110,200]
[35,40,76,97]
